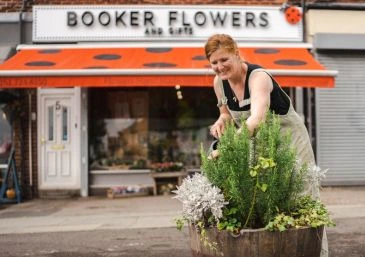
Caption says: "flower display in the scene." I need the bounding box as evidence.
[150,162,184,172]
[173,112,334,237]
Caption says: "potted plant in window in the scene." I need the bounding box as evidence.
[173,112,334,257]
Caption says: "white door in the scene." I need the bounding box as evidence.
[38,89,80,189]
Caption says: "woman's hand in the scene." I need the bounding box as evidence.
[210,119,225,139]
[208,149,220,160]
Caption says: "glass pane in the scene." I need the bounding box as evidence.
[48,106,54,141]
[62,107,68,141]
[147,88,217,169]
[89,89,149,170]
[88,88,218,171]
[0,104,12,161]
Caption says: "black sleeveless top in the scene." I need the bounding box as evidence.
[222,63,290,115]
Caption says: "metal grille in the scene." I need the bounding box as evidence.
[315,51,365,185]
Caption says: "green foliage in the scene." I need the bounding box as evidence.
[217,207,241,234]
[175,218,220,253]
[174,217,185,231]
[265,195,335,231]
[201,112,307,229]
[196,221,219,252]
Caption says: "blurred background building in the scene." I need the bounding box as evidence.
[0,0,363,200]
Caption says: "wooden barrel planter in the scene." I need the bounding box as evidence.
[189,225,324,257]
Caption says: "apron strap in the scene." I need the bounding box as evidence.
[216,78,228,108]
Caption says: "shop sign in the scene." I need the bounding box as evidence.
[33,5,303,42]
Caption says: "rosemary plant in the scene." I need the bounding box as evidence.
[201,111,307,229]
[174,111,333,240]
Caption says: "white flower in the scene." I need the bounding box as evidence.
[303,165,329,199]
[307,165,328,185]
[172,173,228,223]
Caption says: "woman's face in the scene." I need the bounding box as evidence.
[209,48,238,80]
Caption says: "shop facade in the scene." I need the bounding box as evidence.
[306,3,365,185]
[0,1,338,199]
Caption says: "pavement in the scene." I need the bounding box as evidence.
[0,194,182,234]
[0,186,365,235]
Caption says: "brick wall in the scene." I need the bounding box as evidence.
[12,89,38,199]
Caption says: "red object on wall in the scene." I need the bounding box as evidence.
[285,6,302,25]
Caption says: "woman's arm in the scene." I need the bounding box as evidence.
[210,75,232,139]
[246,71,273,135]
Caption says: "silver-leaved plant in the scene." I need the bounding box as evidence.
[172,173,228,224]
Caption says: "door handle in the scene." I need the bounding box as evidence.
[40,137,46,144]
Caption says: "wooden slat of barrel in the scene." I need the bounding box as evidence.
[280,229,297,256]
[258,228,279,257]
[189,225,324,257]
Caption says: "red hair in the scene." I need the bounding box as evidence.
[204,34,239,60]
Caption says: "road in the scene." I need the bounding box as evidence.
[0,218,364,257]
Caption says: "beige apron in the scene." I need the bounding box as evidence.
[218,74,328,257]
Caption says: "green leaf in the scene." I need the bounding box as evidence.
[261,183,268,192]
[278,225,286,232]
[217,222,226,230]
[262,161,269,169]
[250,169,257,177]
[227,225,235,232]
[230,218,237,223]
[227,207,238,215]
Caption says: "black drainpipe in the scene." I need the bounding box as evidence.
[301,0,306,42]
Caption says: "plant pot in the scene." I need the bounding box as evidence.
[189,224,324,257]
[6,188,16,199]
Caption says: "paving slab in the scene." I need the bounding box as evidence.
[0,186,364,235]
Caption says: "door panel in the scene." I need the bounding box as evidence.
[39,90,78,189]
[46,152,57,177]
[60,152,71,176]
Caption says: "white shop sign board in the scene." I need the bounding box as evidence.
[33,5,303,43]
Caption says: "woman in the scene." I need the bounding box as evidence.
[205,33,328,257]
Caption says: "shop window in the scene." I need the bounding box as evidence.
[89,87,218,171]
[0,104,12,163]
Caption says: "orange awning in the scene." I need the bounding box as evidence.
[0,45,336,88]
